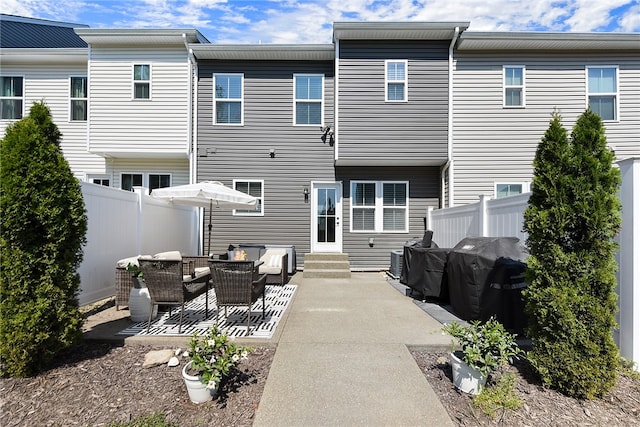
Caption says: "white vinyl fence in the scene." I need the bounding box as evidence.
[427,157,639,370]
[77,183,199,306]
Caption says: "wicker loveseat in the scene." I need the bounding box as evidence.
[114,252,210,310]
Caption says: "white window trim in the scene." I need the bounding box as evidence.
[494,182,530,199]
[86,173,112,186]
[293,73,324,126]
[350,180,409,233]
[69,75,88,122]
[585,65,619,122]
[385,60,408,103]
[132,64,151,101]
[213,73,244,126]
[503,65,526,108]
[232,179,264,216]
[119,172,172,191]
[0,75,25,120]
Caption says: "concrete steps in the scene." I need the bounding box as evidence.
[303,253,351,279]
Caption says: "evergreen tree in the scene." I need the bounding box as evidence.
[1,102,87,377]
[523,110,621,399]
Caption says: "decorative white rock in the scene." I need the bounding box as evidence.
[167,356,180,367]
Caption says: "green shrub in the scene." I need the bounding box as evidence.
[474,372,523,418]
[523,110,621,399]
[107,413,179,427]
[0,102,87,377]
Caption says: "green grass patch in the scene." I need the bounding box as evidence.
[474,373,523,418]
[107,413,178,427]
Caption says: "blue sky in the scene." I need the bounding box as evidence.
[2,0,639,43]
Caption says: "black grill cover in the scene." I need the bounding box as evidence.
[447,237,528,333]
[400,236,449,301]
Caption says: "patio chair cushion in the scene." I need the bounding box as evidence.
[258,249,287,275]
[116,255,149,268]
[153,250,183,261]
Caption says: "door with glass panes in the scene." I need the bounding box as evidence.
[311,182,342,252]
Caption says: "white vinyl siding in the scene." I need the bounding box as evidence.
[294,74,323,125]
[587,66,618,121]
[214,73,243,125]
[351,181,408,232]
[70,76,87,121]
[133,64,151,100]
[1,76,24,120]
[504,66,525,107]
[385,60,407,102]
[233,179,263,216]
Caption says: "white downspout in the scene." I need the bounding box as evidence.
[183,34,196,184]
[446,26,460,208]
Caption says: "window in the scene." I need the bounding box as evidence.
[214,73,243,125]
[233,180,263,215]
[121,173,143,191]
[70,76,87,121]
[351,181,408,232]
[87,174,111,186]
[92,178,110,186]
[495,183,526,198]
[133,64,150,99]
[385,60,407,102]
[504,66,525,107]
[294,74,323,125]
[1,76,23,120]
[587,66,617,121]
[149,174,171,193]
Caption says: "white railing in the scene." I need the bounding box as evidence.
[426,157,640,370]
[77,183,199,306]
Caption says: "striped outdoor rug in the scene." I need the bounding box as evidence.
[118,284,297,338]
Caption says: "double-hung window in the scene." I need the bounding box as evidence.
[351,181,408,232]
[233,180,263,215]
[385,60,407,102]
[148,174,171,193]
[587,66,618,121]
[214,73,243,125]
[294,74,323,125]
[133,64,150,99]
[121,173,143,191]
[70,76,87,121]
[1,76,24,120]
[504,66,525,107]
[120,173,170,192]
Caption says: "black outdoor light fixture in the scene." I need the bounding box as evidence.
[269,148,276,158]
[303,187,309,203]
[320,125,334,146]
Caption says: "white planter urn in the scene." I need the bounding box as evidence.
[128,286,158,322]
[182,361,217,404]
[449,351,487,395]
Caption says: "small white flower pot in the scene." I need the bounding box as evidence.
[449,352,487,395]
[182,361,217,404]
[128,287,157,322]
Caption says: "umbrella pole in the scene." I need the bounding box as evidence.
[207,200,213,256]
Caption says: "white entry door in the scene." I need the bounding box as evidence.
[311,182,343,252]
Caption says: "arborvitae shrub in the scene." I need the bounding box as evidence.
[0,102,87,377]
[523,110,621,399]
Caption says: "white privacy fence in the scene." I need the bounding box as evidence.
[77,183,199,306]
[426,157,639,370]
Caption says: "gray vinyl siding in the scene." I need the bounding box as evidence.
[196,61,336,266]
[336,166,440,270]
[452,51,640,206]
[337,40,450,165]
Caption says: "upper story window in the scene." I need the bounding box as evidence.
[214,73,243,125]
[294,74,323,125]
[133,64,151,99]
[504,66,525,107]
[70,76,87,121]
[1,76,24,120]
[233,180,263,216]
[351,181,408,233]
[385,60,407,102]
[587,66,617,121]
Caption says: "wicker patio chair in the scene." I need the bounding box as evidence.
[257,249,289,286]
[139,258,210,333]
[209,260,267,333]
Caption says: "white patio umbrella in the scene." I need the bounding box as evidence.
[151,181,257,255]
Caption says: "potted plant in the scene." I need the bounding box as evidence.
[125,262,156,322]
[182,326,252,404]
[442,317,523,394]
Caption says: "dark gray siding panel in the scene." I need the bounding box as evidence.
[336,166,440,270]
[197,61,335,267]
[337,40,449,164]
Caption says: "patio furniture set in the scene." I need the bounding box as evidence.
[115,248,289,334]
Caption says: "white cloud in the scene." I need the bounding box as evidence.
[619,3,640,32]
